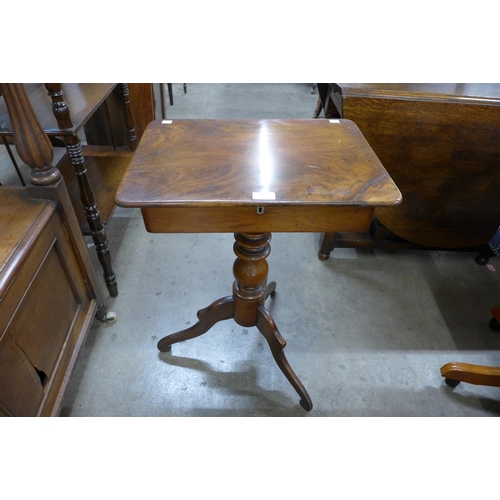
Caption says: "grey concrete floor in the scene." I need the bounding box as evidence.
[3,84,500,417]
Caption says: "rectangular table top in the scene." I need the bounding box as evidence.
[116,119,401,209]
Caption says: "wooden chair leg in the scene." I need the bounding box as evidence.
[162,84,186,112]
[167,83,173,105]
[159,83,166,120]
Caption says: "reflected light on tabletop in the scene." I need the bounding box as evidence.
[258,122,275,192]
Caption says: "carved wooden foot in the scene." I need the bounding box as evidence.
[157,296,234,352]
[256,306,313,411]
[265,281,276,300]
[318,232,337,260]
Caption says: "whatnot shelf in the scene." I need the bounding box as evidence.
[56,145,135,234]
[0,82,148,297]
[0,83,116,136]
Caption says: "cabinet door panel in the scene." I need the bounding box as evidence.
[0,332,44,416]
[8,242,79,377]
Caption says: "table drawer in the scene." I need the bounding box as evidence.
[141,205,375,233]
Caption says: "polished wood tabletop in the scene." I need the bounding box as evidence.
[116,119,402,233]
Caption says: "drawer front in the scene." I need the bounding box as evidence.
[142,206,375,234]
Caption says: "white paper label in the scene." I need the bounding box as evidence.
[252,192,276,200]
[162,120,173,124]
[329,119,340,124]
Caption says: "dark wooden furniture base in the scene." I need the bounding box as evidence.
[157,232,313,410]
[318,219,492,261]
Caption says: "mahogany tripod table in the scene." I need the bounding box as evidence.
[116,119,401,411]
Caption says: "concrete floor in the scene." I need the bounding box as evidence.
[3,83,500,417]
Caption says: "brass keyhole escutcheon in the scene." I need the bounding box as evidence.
[256,206,265,215]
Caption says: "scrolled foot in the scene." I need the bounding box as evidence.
[256,306,313,411]
[157,296,234,352]
[265,281,277,299]
[300,398,313,411]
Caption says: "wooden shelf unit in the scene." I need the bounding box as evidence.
[56,145,135,234]
[0,83,154,296]
[0,83,116,136]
